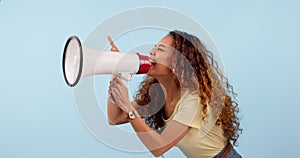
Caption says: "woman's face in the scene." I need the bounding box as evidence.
[147,35,175,78]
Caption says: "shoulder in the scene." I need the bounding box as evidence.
[177,91,202,110]
[173,91,203,129]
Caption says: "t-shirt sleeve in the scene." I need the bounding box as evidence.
[173,93,203,129]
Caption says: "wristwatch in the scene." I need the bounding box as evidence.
[128,110,139,120]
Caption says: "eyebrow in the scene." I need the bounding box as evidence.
[155,44,166,48]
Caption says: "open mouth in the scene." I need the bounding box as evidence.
[149,58,156,67]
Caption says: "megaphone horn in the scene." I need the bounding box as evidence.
[62,35,150,87]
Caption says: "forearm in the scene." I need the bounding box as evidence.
[129,116,169,157]
[107,100,128,125]
[128,112,190,157]
[108,99,165,152]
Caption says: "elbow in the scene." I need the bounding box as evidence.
[108,120,117,125]
[108,118,119,125]
[107,112,119,125]
[152,152,164,157]
[107,116,118,125]
[151,149,166,157]
[108,117,127,125]
[148,139,168,157]
[107,111,128,125]
[152,153,162,158]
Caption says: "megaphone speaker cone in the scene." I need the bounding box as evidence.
[62,35,83,87]
[62,35,150,87]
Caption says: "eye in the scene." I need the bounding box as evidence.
[157,48,164,52]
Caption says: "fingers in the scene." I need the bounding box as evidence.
[111,74,121,82]
[114,76,124,85]
[110,75,117,83]
[109,76,119,92]
[109,85,118,100]
[107,36,119,52]
[111,75,124,86]
[109,75,127,99]
[109,76,124,96]
[108,83,113,96]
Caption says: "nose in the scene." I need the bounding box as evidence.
[149,49,156,56]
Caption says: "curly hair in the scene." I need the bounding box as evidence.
[134,30,242,146]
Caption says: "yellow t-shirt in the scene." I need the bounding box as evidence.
[163,91,227,158]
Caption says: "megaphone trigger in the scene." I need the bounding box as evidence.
[114,72,133,85]
[119,72,133,80]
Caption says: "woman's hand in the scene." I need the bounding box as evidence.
[107,36,119,52]
[109,76,134,113]
[107,36,119,103]
[106,36,130,125]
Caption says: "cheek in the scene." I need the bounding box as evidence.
[156,56,172,68]
[154,63,171,74]
[157,63,171,71]
[147,63,171,76]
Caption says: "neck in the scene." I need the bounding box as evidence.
[156,75,181,103]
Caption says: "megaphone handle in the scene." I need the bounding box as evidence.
[108,73,132,104]
[116,72,132,85]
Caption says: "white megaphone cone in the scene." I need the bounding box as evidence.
[62,35,150,87]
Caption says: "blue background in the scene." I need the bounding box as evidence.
[1,0,300,157]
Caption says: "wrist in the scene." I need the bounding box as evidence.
[128,111,140,120]
[127,107,140,120]
[123,101,135,113]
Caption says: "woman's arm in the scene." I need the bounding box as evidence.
[106,36,129,125]
[111,76,191,157]
[108,98,190,157]
[107,99,147,125]
[129,116,191,157]
[107,99,129,125]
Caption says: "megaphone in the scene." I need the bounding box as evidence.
[62,35,150,87]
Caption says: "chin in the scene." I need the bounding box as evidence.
[146,66,171,78]
[146,70,158,78]
[146,71,154,77]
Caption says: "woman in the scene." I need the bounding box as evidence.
[107,30,242,158]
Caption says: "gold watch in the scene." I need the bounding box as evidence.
[128,110,139,120]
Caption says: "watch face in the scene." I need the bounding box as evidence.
[129,111,136,119]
